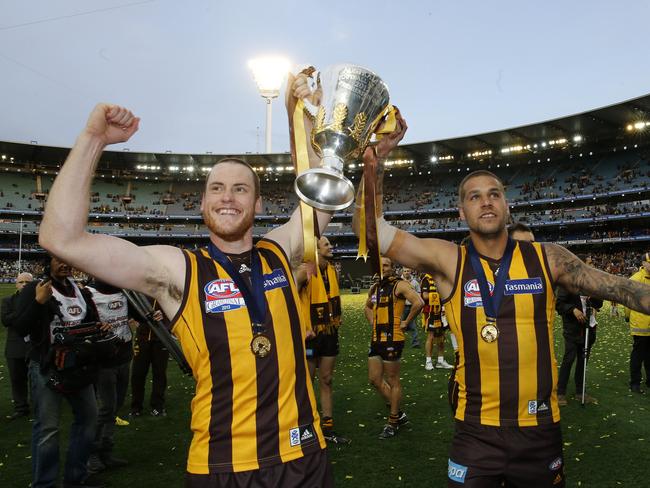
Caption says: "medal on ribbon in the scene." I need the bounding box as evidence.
[480,317,499,343]
[467,238,515,344]
[208,243,272,358]
[250,325,272,358]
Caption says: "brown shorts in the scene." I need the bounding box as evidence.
[185,449,333,488]
[368,341,404,361]
[426,313,449,335]
[305,329,339,359]
[447,420,565,487]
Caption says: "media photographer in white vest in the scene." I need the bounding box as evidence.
[84,278,137,474]
[10,256,119,488]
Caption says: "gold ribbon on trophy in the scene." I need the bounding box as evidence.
[288,96,319,265]
[356,106,397,278]
[291,65,395,273]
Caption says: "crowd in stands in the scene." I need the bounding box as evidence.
[0,152,649,262]
[589,250,641,276]
[2,153,649,218]
[0,246,645,282]
[0,259,46,280]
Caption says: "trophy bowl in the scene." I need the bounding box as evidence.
[295,64,390,211]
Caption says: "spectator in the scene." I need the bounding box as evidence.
[1,271,34,419]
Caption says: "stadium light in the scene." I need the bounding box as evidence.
[628,121,650,131]
[248,56,291,153]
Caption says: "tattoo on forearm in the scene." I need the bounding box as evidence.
[547,244,650,314]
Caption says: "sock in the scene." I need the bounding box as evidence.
[450,333,458,351]
[388,413,399,427]
[437,355,444,363]
[321,416,333,431]
[426,356,432,363]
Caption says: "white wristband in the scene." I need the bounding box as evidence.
[377,216,398,255]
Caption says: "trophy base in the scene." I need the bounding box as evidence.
[294,168,355,212]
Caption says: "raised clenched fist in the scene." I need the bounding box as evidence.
[84,103,140,146]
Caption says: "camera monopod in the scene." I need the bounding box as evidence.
[580,325,591,407]
[122,289,192,376]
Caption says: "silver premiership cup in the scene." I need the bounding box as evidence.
[294,64,390,211]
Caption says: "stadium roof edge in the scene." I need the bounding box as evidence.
[2,93,650,169]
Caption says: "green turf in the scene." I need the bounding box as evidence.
[0,284,648,487]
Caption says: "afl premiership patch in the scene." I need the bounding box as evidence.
[463,279,494,308]
[204,279,245,313]
[204,268,289,314]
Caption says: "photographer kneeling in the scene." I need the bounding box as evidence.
[11,256,114,488]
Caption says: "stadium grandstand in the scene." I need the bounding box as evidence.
[1,94,650,284]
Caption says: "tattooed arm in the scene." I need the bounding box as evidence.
[545,243,650,315]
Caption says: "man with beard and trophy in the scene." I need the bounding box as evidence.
[38,66,405,486]
[353,159,650,485]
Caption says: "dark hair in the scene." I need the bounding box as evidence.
[508,221,533,236]
[458,170,505,203]
[206,158,260,198]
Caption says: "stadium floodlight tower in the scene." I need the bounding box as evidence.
[248,57,290,154]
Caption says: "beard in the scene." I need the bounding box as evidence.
[202,208,255,242]
[468,213,508,238]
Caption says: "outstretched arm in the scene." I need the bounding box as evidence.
[351,109,458,297]
[546,243,650,315]
[39,104,185,318]
[266,72,331,266]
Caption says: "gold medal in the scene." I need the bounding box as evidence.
[250,333,272,358]
[480,319,499,343]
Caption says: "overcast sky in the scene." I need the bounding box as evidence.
[1,0,648,155]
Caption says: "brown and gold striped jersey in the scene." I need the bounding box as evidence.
[171,239,326,474]
[421,273,441,315]
[445,240,559,427]
[369,276,406,343]
[300,263,342,335]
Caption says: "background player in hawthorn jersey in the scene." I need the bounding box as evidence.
[353,157,650,486]
[364,257,423,439]
[420,274,456,370]
[296,236,350,444]
[38,75,406,485]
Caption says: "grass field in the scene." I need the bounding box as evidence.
[1,283,649,487]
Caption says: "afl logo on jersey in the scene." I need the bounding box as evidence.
[108,301,123,310]
[204,279,245,314]
[463,279,493,308]
[204,279,241,300]
[67,305,83,316]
